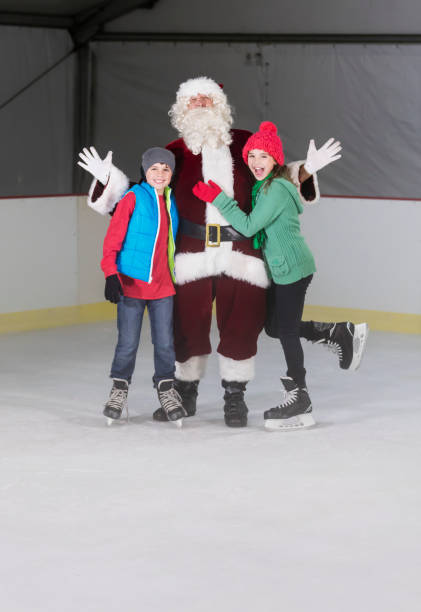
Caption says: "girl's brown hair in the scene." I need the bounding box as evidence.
[263,164,294,191]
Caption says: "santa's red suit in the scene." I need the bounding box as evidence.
[87,79,319,385]
[168,128,272,382]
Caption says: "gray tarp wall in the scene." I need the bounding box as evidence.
[0,26,75,196]
[2,27,421,198]
[92,40,421,199]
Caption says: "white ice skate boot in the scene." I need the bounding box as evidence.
[264,377,315,431]
[103,378,129,425]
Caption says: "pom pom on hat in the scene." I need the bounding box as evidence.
[260,121,277,134]
[242,121,285,166]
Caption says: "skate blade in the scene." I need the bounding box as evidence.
[264,413,316,431]
[105,416,118,426]
[172,418,183,429]
[349,323,369,371]
[104,412,127,426]
[104,401,128,426]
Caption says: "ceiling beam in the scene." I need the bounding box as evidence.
[94,31,421,44]
[70,0,158,45]
[0,12,73,28]
[0,2,159,38]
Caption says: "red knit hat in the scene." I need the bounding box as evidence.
[242,121,284,166]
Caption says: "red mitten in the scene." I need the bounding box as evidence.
[192,180,222,203]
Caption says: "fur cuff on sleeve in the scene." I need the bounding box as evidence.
[287,160,320,205]
[87,164,130,215]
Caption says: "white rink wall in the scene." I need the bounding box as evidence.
[301,196,421,315]
[0,196,108,314]
[1,194,420,317]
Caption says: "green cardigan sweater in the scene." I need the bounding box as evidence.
[213,177,316,285]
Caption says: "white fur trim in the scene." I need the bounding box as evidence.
[196,143,248,277]
[175,250,270,288]
[202,144,234,199]
[287,160,304,189]
[202,144,234,227]
[87,164,130,215]
[175,355,208,381]
[218,354,255,382]
[287,160,320,204]
[177,77,226,102]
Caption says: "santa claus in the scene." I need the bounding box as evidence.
[78,76,367,427]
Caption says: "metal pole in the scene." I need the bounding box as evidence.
[73,43,93,193]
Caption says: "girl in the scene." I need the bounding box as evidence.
[193,121,322,430]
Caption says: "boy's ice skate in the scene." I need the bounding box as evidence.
[157,379,186,427]
[103,378,129,425]
[153,379,199,422]
[324,322,368,370]
[264,377,315,431]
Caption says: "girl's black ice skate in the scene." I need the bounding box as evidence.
[326,322,368,370]
[311,321,368,370]
[264,377,315,431]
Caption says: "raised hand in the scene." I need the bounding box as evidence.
[192,180,222,203]
[77,147,112,185]
[303,138,342,175]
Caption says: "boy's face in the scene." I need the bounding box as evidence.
[145,163,173,195]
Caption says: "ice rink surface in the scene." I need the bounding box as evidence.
[1,320,420,612]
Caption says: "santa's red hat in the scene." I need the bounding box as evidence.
[176,76,226,102]
[242,121,285,166]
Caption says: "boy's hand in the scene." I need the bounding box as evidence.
[105,274,123,303]
[303,138,342,174]
[78,147,112,185]
[193,180,222,203]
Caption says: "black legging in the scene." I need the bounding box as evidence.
[273,275,313,388]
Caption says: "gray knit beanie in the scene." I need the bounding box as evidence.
[141,147,175,174]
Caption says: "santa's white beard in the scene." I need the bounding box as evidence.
[178,107,232,155]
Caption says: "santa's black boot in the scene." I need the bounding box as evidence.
[301,320,368,371]
[264,377,315,431]
[222,380,248,428]
[153,379,199,422]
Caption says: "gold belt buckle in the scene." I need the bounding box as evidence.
[206,223,221,247]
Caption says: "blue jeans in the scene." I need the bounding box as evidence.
[110,295,175,385]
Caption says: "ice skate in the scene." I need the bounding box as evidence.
[103,378,129,425]
[222,380,248,427]
[264,377,315,431]
[156,379,186,426]
[324,322,369,370]
[153,379,198,422]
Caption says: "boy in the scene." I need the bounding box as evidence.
[101,147,185,425]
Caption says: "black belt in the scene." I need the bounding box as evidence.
[179,218,247,247]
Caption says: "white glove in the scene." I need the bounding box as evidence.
[303,138,342,174]
[77,147,112,185]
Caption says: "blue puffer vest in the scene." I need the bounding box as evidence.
[117,182,179,282]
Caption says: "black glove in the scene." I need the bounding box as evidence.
[105,274,123,304]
